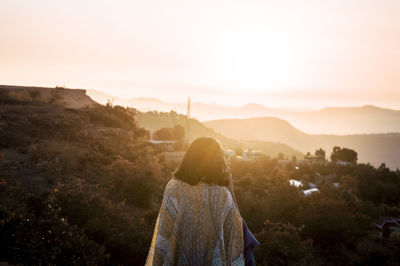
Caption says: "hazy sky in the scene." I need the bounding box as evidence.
[1,0,399,109]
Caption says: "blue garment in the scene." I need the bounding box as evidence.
[242,218,259,266]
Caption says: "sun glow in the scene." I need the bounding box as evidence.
[209,26,308,93]
[1,0,400,109]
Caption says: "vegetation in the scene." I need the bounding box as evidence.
[315,148,326,159]
[232,157,400,265]
[152,124,185,141]
[330,146,358,163]
[0,98,168,264]
[0,92,399,265]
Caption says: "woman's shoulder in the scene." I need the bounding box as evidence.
[163,178,179,195]
[165,178,231,197]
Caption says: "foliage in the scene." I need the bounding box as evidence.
[315,148,326,159]
[1,97,400,265]
[254,221,313,266]
[102,154,161,208]
[0,101,167,264]
[230,158,400,265]
[331,146,358,163]
[0,179,107,265]
[152,124,185,141]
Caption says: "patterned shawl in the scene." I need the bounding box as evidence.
[146,178,244,266]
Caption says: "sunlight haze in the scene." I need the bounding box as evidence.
[1,0,399,109]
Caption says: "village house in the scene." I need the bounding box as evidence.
[148,140,176,152]
[336,160,352,166]
[375,217,400,244]
[303,154,326,165]
[303,188,320,196]
[243,150,263,160]
[224,149,236,161]
[148,140,185,163]
[231,149,264,161]
[289,179,320,196]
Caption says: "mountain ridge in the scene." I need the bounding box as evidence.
[84,88,400,135]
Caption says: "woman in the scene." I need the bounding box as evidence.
[146,137,258,266]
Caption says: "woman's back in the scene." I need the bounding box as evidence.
[146,178,244,266]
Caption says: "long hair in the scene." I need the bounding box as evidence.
[174,137,229,187]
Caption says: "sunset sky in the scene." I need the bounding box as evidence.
[1,0,399,109]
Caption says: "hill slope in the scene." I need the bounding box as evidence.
[135,111,304,159]
[285,105,400,135]
[204,117,400,169]
[0,95,167,264]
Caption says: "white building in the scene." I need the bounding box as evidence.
[289,179,303,188]
[224,149,236,160]
[303,188,319,196]
[336,160,351,165]
[148,140,176,152]
[244,150,263,160]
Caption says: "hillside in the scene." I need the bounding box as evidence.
[0,85,303,159]
[0,94,167,264]
[204,117,400,169]
[204,117,310,146]
[1,86,399,265]
[286,105,400,135]
[135,111,304,159]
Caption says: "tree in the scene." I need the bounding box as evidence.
[330,146,357,163]
[277,152,286,160]
[153,127,173,140]
[315,148,326,160]
[234,147,243,156]
[172,125,185,141]
[153,125,186,141]
[254,221,313,266]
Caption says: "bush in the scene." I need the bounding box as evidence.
[0,181,107,265]
[254,220,313,266]
[103,154,161,208]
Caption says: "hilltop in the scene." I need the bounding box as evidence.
[0,85,97,109]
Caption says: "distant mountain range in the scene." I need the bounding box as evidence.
[86,88,400,168]
[204,117,400,170]
[86,89,400,135]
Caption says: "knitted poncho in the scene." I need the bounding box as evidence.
[145,178,244,266]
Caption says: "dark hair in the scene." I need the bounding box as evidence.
[174,137,229,187]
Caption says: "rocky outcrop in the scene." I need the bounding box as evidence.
[0,85,98,109]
